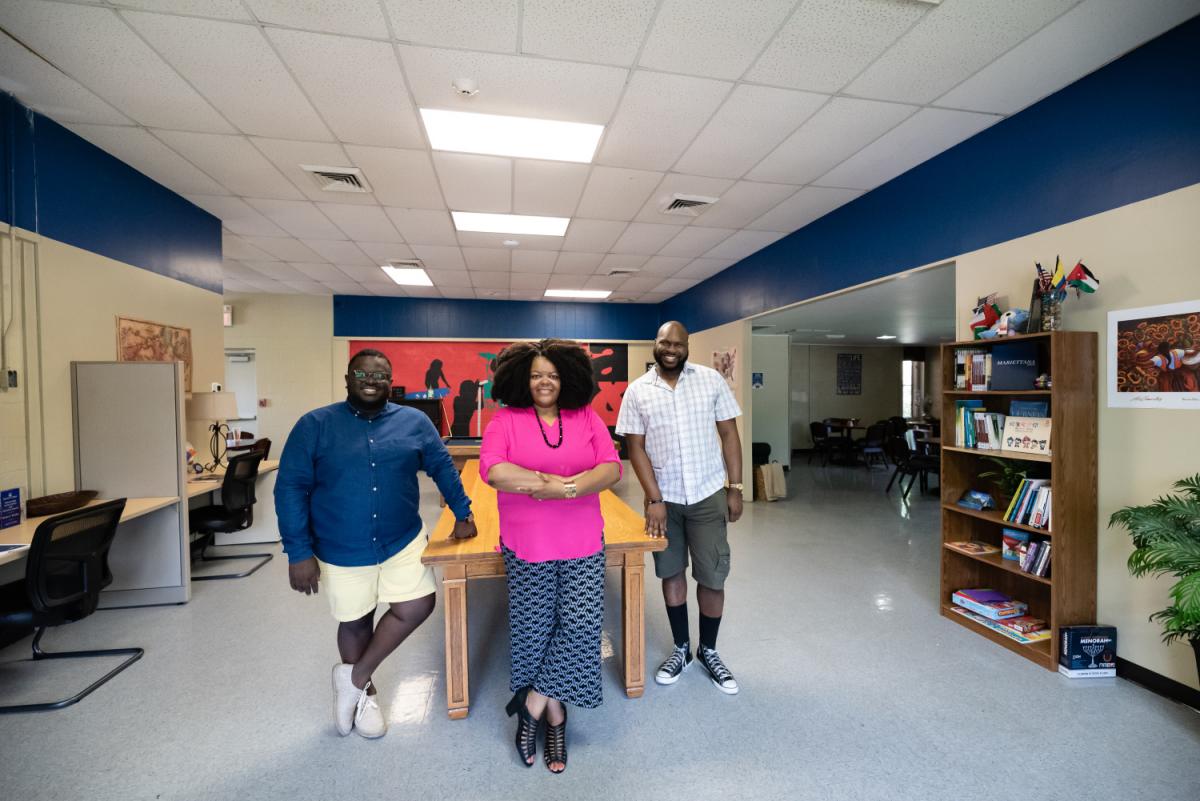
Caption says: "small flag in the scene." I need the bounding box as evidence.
[1035,262,1053,292]
[1066,261,1099,294]
[1051,255,1068,301]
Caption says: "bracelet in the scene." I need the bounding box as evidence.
[646,498,665,505]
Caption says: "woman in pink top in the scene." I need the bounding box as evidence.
[480,339,621,774]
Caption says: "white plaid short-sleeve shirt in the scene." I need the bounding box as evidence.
[616,362,741,505]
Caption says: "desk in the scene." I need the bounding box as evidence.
[186,460,280,546]
[422,460,665,720]
[0,497,179,568]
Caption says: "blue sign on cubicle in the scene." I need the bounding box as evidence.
[0,488,20,529]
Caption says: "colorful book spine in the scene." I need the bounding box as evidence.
[951,591,1028,620]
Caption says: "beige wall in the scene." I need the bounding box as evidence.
[0,229,31,496]
[751,334,791,467]
[222,293,335,454]
[955,182,1200,689]
[924,346,942,418]
[807,345,903,426]
[689,318,753,494]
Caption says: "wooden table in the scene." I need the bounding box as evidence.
[422,459,665,720]
[0,497,179,568]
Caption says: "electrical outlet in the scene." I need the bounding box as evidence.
[6,370,16,388]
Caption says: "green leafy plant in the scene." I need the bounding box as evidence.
[1108,474,1200,645]
[977,456,1028,500]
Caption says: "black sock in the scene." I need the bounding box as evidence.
[699,613,721,651]
[665,602,689,648]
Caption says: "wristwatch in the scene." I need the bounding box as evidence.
[563,481,578,499]
[726,483,744,492]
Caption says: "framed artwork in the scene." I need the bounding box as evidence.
[1108,299,1200,409]
[116,316,193,392]
[837,353,862,395]
[712,347,737,388]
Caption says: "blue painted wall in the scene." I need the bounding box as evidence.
[334,295,660,341]
[661,14,1200,331]
[1,93,222,293]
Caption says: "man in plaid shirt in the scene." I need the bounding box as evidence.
[616,321,744,694]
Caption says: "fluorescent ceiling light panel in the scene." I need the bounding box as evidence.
[452,211,569,237]
[421,108,603,163]
[545,289,612,299]
[381,265,433,286]
[876,335,898,340]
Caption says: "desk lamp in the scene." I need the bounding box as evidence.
[187,391,240,471]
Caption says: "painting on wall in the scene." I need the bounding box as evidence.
[837,353,862,395]
[712,347,737,388]
[350,340,630,439]
[116,316,193,392]
[1108,299,1200,409]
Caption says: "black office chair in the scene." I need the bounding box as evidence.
[751,442,772,466]
[189,451,273,581]
[856,423,888,470]
[0,498,144,714]
[808,421,832,465]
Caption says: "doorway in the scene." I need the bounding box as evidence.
[223,349,258,438]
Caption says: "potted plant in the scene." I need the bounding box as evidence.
[977,456,1028,505]
[1108,474,1200,682]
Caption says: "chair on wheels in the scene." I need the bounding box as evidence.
[0,498,144,714]
[250,437,272,460]
[189,451,272,581]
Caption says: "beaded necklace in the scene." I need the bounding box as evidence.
[538,412,563,449]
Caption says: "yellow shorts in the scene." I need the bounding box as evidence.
[317,529,437,622]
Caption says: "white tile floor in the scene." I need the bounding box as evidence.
[1,461,1198,801]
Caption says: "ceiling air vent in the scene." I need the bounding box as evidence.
[300,164,372,194]
[606,267,640,276]
[660,193,719,217]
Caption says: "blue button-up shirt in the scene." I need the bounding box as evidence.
[274,401,471,567]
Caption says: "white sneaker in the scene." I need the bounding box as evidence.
[332,663,360,736]
[353,682,387,739]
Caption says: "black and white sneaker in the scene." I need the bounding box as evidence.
[654,644,693,685]
[697,645,739,695]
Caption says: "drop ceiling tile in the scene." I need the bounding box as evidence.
[325,281,371,295]
[521,0,657,66]
[289,262,354,281]
[745,0,929,93]
[611,223,682,256]
[221,260,265,280]
[599,254,649,271]
[385,208,458,245]
[675,257,735,280]
[249,138,372,204]
[347,146,444,209]
[123,12,331,140]
[554,253,604,274]
[433,153,512,213]
[455,232,562,251]
[463,248,512,271]
[65,124,227,195]
[651,277,700,294]
[574,167,664,221]
[267,29,423,148]
[184,195,288,236]
[0,2,232,132]
[369,282,414,296]
[301,239,374,266]
[615,274,667,292]
[221,278,254,293]
[637,291,674,303]
[317,204,403,242]
[657,227,735,258]
[844,0,1077,105]
[241,236,326,262]
[513,160,590,216]
[596,71,732,171]
[936,0,1200,115]
[746,97,916,185]
[509,290,543,301]
[399,46,626,124]
[411,245,466,269]
[562,220,627,253]
[511,251,558,273]
[154,131,303,199]
[425,269,474,288]
[117,1,251,20]
[509,272,551,291]
[703,230,786,261]
[245,200,345,240]
[356,242,416,263]
[584,274,628,290]
[633,174,735,225]
[638,0,796,80]
[640,255,692,275]
[438,287,477,299]
[244,260,308,280]
[691,181,799,229]
[385,0,518,53]
[241,275,296,293]
[674,85,827,179]
[245,0,389,38]
[0,34,130,126]
[222,235,274,262]
[815,107,1000,191]
[337,263,393,284]
[469,271,511,289]
[283,280,334,295]
[749,186,863,232]
[546,274,591,290]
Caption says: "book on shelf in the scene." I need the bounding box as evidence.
[999,615,1046,634]
[1000,416,1052,456]
[946,540,1001,556]
[951,588,1028,620]
[1001,529,1029,561]
[949,605,1052,644]
[971,411,1007,450]
[1058,664,1116,679]
[1060,626,1117,672]
[990,341,1039,390]
[1009,399,1049,417]
[1003,480,1051,529]
[954,348,986,390]
[954,399,984,446]
[970,352,993,391]
[956,490,996,511]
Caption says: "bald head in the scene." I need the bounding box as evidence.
[653,321,689,377]
[656,320,689,341]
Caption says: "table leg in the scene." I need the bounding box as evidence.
[621,551,646,698]
[442,564,470,719]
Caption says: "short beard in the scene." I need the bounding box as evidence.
[654,352,687,376]
[348,391,388,414]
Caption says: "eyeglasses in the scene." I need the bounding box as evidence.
[352,370,392,381]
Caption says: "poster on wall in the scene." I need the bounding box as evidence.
[116,316,193,392]
[712,347,737,388]
[836,353,862,395]
[752,372,764,389]
[1108,299,1200,409]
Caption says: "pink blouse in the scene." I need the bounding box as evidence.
[479,406,621,563]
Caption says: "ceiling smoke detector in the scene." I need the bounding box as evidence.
[452,77,479,97]
[300,165,371,194]
[660,193,719,217]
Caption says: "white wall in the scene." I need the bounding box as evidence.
[751,334,790,467]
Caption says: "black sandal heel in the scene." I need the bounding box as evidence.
[544,708,567,774]
[505,687,540,767]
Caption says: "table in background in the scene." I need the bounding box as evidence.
[421,459,665,720]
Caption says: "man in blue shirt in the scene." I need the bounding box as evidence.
[275,349,476,738]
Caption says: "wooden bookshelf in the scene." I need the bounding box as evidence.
[939,331,1097,671]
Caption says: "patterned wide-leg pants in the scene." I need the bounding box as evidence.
[501,545,605,709]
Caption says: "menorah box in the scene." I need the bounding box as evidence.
[1059,625,1116,672]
